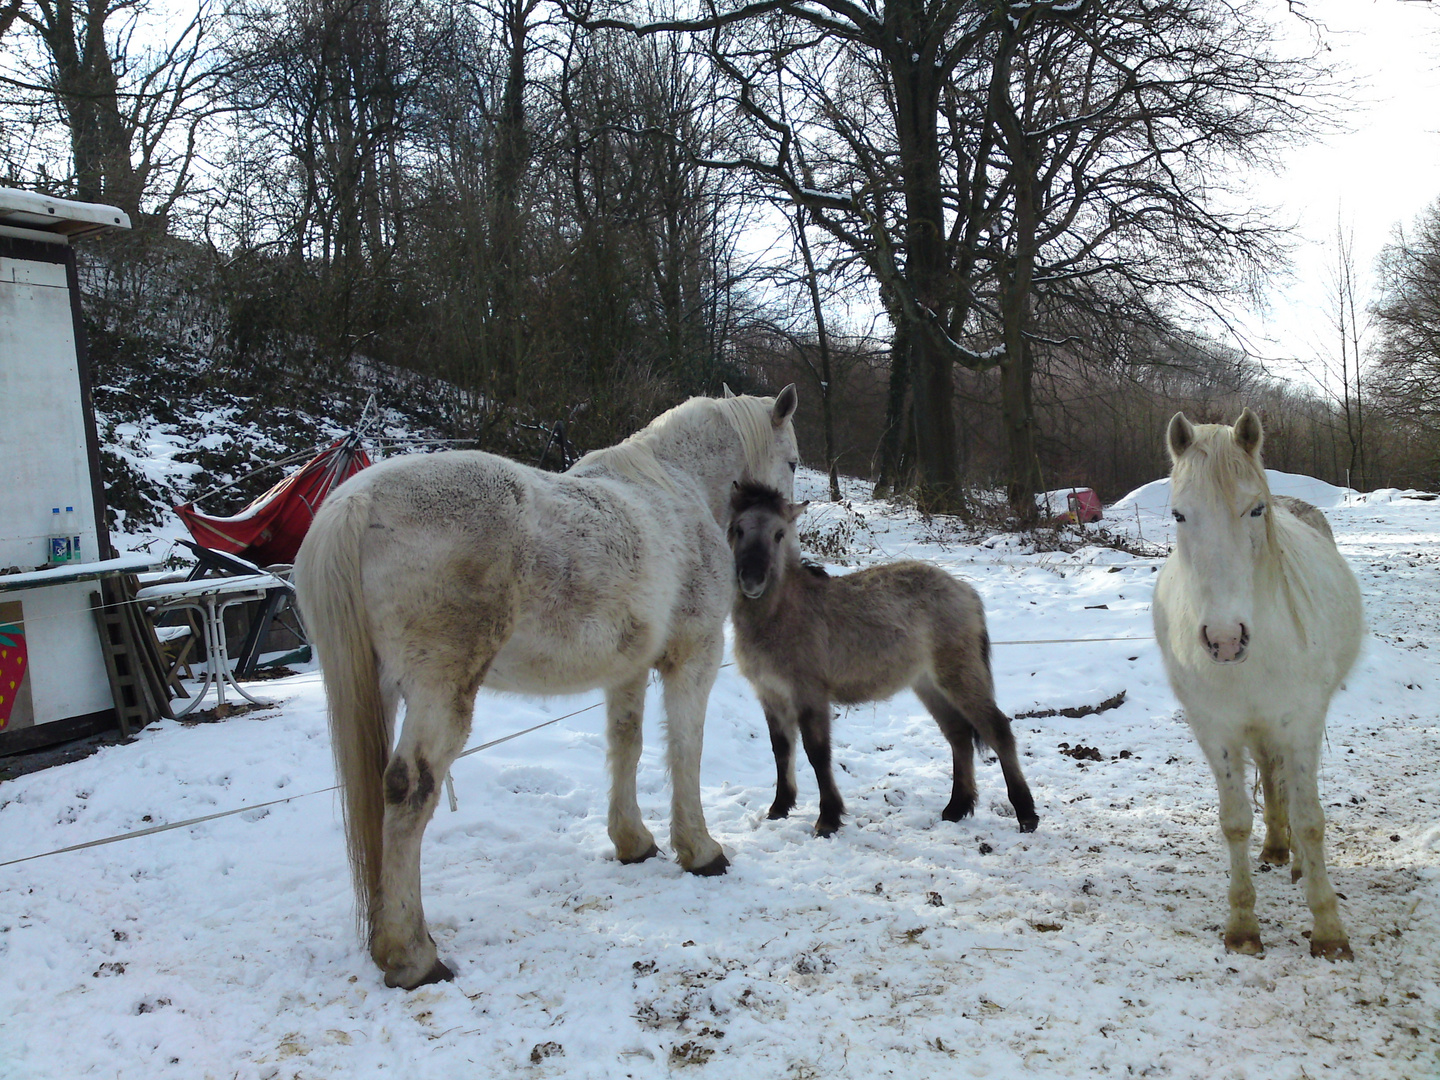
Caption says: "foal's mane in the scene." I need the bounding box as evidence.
[575,394,780,491]
[730,479,788,518]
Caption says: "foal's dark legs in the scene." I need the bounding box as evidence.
[797,702,845,836]
[764,707,798,820]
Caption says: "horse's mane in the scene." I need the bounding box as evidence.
[574,394,779,492]
[714,394,783,483]
[1172,421,1328,638]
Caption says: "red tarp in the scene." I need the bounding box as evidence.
[174,436,371,566]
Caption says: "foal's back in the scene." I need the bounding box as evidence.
[806,561,992,705]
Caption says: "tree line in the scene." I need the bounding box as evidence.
[3,0,1437,518]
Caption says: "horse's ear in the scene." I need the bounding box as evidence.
[786,500,811,522]
[1233,407,1263,458]
[772,383,798,427]
[723,383,736,399]
[1166,412,1195,463]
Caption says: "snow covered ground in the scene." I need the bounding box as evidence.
[1,467,1436,1080]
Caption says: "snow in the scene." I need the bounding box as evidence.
[1,469,1436,1079]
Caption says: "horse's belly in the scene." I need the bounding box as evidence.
[483,622,657,695]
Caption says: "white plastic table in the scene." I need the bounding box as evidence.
[134,573,287,716]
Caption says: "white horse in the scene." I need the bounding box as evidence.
[1153,408,1363,960]
[295,386,799,989]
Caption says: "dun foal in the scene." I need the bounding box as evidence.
[727,482,1039,836]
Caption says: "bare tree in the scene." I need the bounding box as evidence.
[0,0,224,225]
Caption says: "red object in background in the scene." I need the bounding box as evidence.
[175,435,371,566]
[0,620,27,732]
[1065,488,1104,524]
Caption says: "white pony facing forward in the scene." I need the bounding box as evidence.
[1153,408,1363,960]
[296,386,799,989]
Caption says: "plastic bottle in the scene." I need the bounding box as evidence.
[48,507,70,565]
[65,506,81,564]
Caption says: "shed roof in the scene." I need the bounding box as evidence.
[0,188,131,239]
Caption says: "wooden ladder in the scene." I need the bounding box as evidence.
[92,578,174,738]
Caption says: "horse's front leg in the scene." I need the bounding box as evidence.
[1196,732,1262,956]
[606,673,659,864]
[1284,735,1352,960]
[658,631,728,875]
[373,684,473,989]
[762,697,800,820]
[796,697,844,837]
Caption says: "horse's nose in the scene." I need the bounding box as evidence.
[1201,623,1249,664]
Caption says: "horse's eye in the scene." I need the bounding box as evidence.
[1172,510,1186,523]
[1250,503,1265,518]
[774,529,784,543]
[788,461,798,473]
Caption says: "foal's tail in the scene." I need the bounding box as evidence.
[294,482,387,944]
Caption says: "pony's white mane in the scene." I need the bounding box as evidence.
[1173,422,1323,636]
[713,394,780,481]
[574,394,777,490]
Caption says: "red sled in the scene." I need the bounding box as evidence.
[174,434,371,566]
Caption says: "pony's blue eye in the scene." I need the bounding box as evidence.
[1250,504,1265,518]
[1172,510,1186,523]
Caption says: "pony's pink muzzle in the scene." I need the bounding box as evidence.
[1201,623,1249,664]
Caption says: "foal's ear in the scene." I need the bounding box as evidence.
[1166,411,1196,463]
[1233,407,1263,458]
[786,500,811,522]
[723,383,736,399]
[772,383,798,427]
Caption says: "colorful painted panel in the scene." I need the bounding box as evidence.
[0,600,34,731]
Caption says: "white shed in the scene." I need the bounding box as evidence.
[0,188,152,752]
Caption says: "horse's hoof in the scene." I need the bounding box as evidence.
[688,852,730,877]
[1224,933,1264,957]
[813,820,841,838]
[767,804,794,820]
[1017,817,1039,834]
[942,800,975,823]
[1311,938,1353,962]
[1259,846,1290,866]
[618,843,661,865]
[385,957,455,990]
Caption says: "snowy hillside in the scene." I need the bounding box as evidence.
[1,449,1436,1076]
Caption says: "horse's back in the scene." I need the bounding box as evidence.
[342,449,726,695]
[1273,494,1335,543]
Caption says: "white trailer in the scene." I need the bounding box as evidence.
[0,188,150,752]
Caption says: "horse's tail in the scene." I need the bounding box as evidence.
[294,480,387,944]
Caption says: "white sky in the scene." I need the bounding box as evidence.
[1244,0,1440,380]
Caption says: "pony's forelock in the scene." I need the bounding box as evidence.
[1172,422,1272,510]
[730,479,789,519]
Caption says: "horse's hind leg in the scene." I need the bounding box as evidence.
[606,674,659,864]
[372,679,477,988]
[913,682,977,823]
[1256,747,1291,866]
[1284,734,1351,960]
[658,632,728,875]
[762,700,800,820]
[927,674,1038,833]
